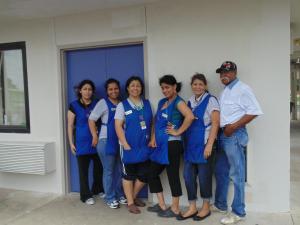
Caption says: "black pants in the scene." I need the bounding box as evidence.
[77,153,104,202]
[122,160,150,183]
[148,140,183,197]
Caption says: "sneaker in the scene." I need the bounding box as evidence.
[220,213,244,224]
[99,192,106,199]
[119,196,128,205]
[107,200,119,209]
[85,198,95,205]
[211,205,227,214]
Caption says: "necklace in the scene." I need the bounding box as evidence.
[129,97,143,110]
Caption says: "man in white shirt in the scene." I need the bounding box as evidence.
[214,61,263,224]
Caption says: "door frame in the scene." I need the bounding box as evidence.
[59,37,148,194]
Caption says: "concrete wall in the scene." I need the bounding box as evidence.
[0,0,290,212]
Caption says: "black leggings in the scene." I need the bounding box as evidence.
[148,140,183,197]
[77,154,104,202]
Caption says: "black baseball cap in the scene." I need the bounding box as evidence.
[216,61,237,73]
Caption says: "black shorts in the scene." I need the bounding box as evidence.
[122,160,150,183]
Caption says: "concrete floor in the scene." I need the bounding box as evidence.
[0,122,299,225]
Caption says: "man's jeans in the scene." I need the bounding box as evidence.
[97,139,124,203]
[215,127,248,217]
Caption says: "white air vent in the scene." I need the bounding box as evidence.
[0,142,55,175]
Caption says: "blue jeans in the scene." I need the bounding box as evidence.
[183,161,212,201]
[214,148,230,211]
[215,128,248,217]
[97,139,124,203]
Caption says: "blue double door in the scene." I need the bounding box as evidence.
[65,43,147,196]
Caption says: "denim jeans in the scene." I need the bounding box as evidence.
[183,161,212,201]
[215,127,248,217]
[97,139,124,203]
[214,147,230,211]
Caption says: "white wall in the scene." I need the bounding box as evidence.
[146,0,290,213]
[0,19,64,193]
[0,0,290,212]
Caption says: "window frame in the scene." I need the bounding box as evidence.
[0,41,30,133]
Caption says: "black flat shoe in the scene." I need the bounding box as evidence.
[157,207,179,218]
[193,211,211,221]
[147,204,164,213]
[176,212,198,221]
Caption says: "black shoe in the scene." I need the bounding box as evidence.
[158,207,179,218]
[193,211,211,221]
[176,212,198,221]
[147,204,164,213]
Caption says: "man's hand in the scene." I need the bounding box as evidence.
[224,123,238,137]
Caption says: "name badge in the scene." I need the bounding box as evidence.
[125,110,132,115]
[162,113,168,119]
[111,108,116,111]
[140,121,147,130]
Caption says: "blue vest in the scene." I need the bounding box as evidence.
[184,94,211,163]
[121,99,152,164]
[150,95,183,165]
[102,98,119,155]
[71,99,98,156]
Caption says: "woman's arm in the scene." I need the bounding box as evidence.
[88,99,106,147]
[88,120,98,147]
[166,101,194,136]
[204,110,220,159]
[115,119,131,150]
[148,118,157,148]
[67,110,76,155]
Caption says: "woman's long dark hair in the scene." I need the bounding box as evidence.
[75,79,95,99]
[159,74,182,92]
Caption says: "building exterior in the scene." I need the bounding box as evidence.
[0,0,292,213]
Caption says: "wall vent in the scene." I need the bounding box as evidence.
[0,142,55,175]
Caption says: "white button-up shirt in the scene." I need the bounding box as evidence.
[219,79,263,127]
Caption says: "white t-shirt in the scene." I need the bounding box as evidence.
[188,92,220,143]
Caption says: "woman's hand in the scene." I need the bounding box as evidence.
[203,144,213,159]
[148,138,157,148]
[91,135,98,147]
[166,122,180,136]
[123,143,131,150]
[70,143,76,155]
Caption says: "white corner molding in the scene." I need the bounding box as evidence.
[0,142,56,175]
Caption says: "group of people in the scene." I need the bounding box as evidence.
[67,61,263,225]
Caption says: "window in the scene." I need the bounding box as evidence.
[0,42,30,133]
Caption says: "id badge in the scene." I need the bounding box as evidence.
[140,121,147,130]
[125,110,132,115]
[162,113,168,119]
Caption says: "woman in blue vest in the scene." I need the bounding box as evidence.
[115,76,153,214]
[67,79,104,205]
[177,73,220,221]
[147,75,194,218]
[89,78,126,209]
